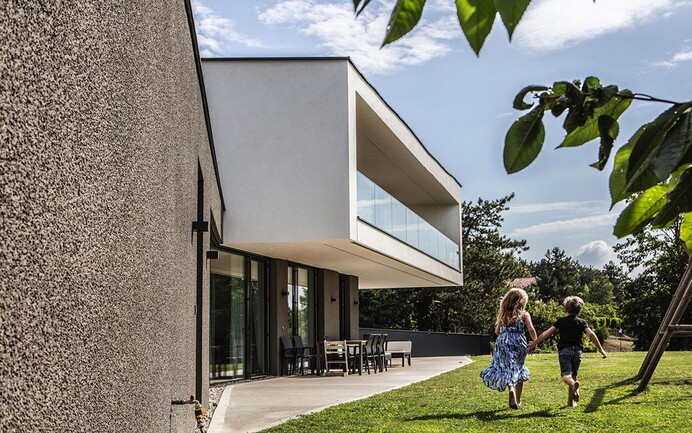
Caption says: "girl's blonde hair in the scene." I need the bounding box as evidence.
[496,288,529,327]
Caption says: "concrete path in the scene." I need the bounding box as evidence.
[208,356,473,433]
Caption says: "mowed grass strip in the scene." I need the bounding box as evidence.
[262,352,692,432]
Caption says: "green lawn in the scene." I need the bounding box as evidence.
[263,352,692,432]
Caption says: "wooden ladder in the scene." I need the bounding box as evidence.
[636,256,692,391]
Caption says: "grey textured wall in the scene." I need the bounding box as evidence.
[1,1,222,432]
[319,269,341,341]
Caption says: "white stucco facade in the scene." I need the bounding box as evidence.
[202,58,463,288]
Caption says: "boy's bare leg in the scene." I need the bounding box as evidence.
[572,377,580,402]
[562,374,577,407]
[515,382,524,406]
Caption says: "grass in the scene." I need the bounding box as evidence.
[262,352,692,432]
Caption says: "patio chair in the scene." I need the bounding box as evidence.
[293,335,318,375]
[323,340,349,376]
[375,334,391,372]
[280,336,296,376]
[362,334,378,375]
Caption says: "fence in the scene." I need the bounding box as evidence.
[359,328,491,357]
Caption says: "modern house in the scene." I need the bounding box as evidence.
[202,58,463,379]
[1,2,462,432]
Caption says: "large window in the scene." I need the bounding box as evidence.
[287,266,316,346]
[357,171,460,269]
[210,250,268,380]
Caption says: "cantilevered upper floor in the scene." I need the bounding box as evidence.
[202,58,463,288]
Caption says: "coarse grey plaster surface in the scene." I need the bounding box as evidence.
[1,1,222,432]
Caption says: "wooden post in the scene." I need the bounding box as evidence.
[636,256,692,391]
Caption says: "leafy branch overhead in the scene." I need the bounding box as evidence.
[353,0,531,54]
[503,78,692,249]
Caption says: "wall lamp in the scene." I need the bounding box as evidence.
[192,221,209,233]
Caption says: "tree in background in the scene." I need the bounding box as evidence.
[602,260,630,305]
[615,217,691,350]
[530,247,581,302]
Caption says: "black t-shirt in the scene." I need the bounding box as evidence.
[553,315,589,350]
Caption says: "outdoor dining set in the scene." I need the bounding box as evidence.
[280,334,412,377]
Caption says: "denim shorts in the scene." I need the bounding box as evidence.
[558,345,582,377]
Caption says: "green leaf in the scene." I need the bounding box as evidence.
[455,0,497,56]
[512,85,549,110]
[558,90,633,148]
[591,85,619,108]
[613,185,669,238]
[609,124,652,207]
[591,115,619,170]
[353,0,362,10]
[653,108,692,181]
[626,102,692,193]
[382,0,427,46]
[552,81,568,97]
[680,212,692,254]
[356,0,374,16]
[583,76,601,92]
[504,106,545,174]
[550,102,568,117]
[652,166,692,227]
[493,0,531,41]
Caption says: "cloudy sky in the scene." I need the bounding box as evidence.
[192,0,692,269]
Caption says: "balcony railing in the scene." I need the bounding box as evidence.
[357,172,460,270]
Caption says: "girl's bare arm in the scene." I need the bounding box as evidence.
[529,326,557,350]
[524,312,538,342]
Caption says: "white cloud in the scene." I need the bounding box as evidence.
[509,212,618,237]
[505,200,604,215]
[258,0,461,75]
[515,0,675,52]
[656,47,692,68]
[574,240,617,267]
[192,1,264,56]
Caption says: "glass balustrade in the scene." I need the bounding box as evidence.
[357,172,460,269]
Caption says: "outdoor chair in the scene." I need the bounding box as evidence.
[362,334,378,374]
[377,334,391,372]
[293,335,318,375]
[323,340,349,376]
[280,336,296,376]
[387,340,412,367]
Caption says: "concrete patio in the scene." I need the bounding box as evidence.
[208,356,473,433]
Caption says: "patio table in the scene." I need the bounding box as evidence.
[346,340,366,375]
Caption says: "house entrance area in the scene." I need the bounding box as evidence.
[210,249,268,380]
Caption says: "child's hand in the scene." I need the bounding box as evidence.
[528,342,536,353]
[600,349,608,359]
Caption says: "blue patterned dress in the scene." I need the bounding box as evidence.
[480,315,530,391]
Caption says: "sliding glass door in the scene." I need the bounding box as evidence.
[210,250,268,380]
[287,266,316,347]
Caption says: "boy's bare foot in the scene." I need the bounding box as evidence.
[509,386,518,409]
[572,381,580,402]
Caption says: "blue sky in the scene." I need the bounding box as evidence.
[192,0,692,269]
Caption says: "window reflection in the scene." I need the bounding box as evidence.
[356,171,460,269]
